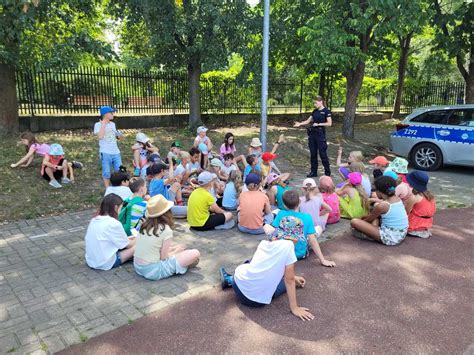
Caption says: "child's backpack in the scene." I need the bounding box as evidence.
[118,196,144,236]
[269,215,306,244]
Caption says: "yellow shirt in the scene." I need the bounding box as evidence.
[188,187,215,227]
[134,225,173,263]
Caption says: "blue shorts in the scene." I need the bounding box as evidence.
[134,256,187,281]
[100,153,122,179]
[111,252,122,269]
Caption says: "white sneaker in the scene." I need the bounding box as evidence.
[49,180,62,188]
[61,177,71,184]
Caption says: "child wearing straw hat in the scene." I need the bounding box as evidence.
[134,195,200,281]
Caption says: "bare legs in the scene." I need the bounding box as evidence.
[350,218,382,242]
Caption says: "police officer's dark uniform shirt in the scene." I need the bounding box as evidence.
[309,107,331,139]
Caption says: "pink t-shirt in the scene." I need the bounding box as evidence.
[322,192,340,224]
[30,143,50,156]
[220,143,236,159]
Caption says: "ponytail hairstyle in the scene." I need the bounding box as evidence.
[355,184,370,211]
[228,170,243,195]
[303,184,319,202]
[98,193,123,219]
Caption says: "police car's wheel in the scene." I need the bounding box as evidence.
[410,143,443,171]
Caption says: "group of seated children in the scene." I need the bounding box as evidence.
[81,116,436,322]
[10,132,83,188]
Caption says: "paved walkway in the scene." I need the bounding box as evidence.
[60,208,474,354]
[0,201,348,354]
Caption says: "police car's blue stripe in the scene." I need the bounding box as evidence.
[391,125,474,145]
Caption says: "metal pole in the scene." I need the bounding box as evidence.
[260,0,270,151]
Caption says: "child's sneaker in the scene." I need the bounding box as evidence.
[71,161,84,169]
[188,258,200,269]
[61,177,71,184]
[49,180,62,188]
[219,267,233,290]
[133,167,141,177]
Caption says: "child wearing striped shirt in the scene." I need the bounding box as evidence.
[119,178,148,236]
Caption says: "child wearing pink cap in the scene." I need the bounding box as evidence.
[318,176,340,224]
[337,172,370,219]
[299,178,332,231]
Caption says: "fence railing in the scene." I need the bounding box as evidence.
[16,67,465,116]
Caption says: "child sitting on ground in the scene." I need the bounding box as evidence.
[348,161,372,197]
[336,147,364,181]
[194,126,213,156]
[350,176,408,246]
[248,134,285,173]
[243,154,262,181]
[267,173,291,210]
[168,141,182,165]
[369,155,389,180]
[134,195,200,281]
[219,233,314,321]
[319,176,340,224]
[85,193,136,270]
[187,147,203,175]
[41,144,74,189]
[210,158,228,181]
[388,157,409,183]
[11,132,50,168]
[237,173,273,234]
[187,172,234,231]
[131,133,159,176]
[222,153,238,177]
[405,171,436,238]
[337,172,370,219]
[222,170,242,211]
[271,190,336,266]
[148,162,187,218]
[220,133,246,167]
[119,178,148,236]
[299,178,332,231]
[380,169,412,203]
[104,167,132,201]
[261,152,291,184]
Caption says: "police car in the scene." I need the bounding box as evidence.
[389,105,474,170]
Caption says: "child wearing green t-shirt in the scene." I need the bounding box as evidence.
[119,178,148,236]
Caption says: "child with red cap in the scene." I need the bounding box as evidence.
[369,155,390,179]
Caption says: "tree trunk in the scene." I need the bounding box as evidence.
[318,71,326,98]
[342,62,366,139]
[0,63,19,135]
[392,33,412,119]
[187,61,202,130]
[463,53,474,104]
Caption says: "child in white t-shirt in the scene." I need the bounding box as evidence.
[85,194,135,270]
[104,167,133,201]
[219,229,314,321]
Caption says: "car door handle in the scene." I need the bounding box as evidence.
[437,130,450,136]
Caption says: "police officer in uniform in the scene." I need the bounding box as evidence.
[294,96,332,177]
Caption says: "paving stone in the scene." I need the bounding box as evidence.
[58,329,82,347]
[15,328,38,346]
[66,311,88,326]
[0,334,19,353]
[0,315,30,332]
[40,334,65,354]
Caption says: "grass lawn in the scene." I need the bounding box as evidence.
[0,119,396,223]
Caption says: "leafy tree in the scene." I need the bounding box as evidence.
[298,0,397,138]
[115,0,257,129]
[0,0,113,134]
[432,0,473,103]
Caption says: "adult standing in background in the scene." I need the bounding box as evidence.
[294,96,332,177]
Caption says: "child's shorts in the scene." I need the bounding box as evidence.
[100,153,122,179]
[380,225,408,246]
[42,159,64,181]
[134,256,187,281]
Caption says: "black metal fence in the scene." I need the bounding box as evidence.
[16,66,465,116]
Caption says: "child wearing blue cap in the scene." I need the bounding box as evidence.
[94,106,123,187]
